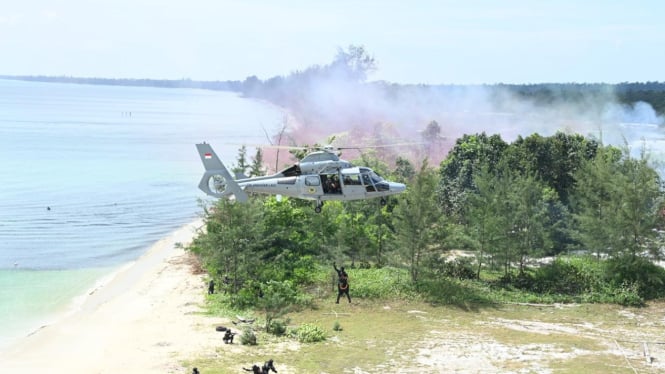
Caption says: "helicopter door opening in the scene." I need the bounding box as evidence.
[321,174,342,194]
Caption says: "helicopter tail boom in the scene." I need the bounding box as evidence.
[196,143,249,202]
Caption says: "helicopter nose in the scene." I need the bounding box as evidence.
[389,182,406,193]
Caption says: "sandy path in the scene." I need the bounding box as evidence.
[0,219,226,374]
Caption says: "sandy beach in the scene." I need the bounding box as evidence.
[0,219,225,374]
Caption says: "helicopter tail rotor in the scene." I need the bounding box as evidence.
[196,143,249,202]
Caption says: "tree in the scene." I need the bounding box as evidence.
[465,165,511,278]
[613,146,663,258]
[571,144,663,259]
[232,145,250,177]
[328,45,377,82]
[393,160,442,284]
[191,199,264,294]
[257,280,301,333]
[394,156,416,184]
[570,147,622,258]
[438,133,508,221]
[505,132,599,205]
[421,120,444,159]
[249,148,266,177]
[505,173,555,273]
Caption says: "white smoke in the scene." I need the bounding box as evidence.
[267,76,665,169]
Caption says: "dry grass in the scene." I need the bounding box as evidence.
[187,299,665,373]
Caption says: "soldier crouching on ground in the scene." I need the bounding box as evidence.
[223,328,235,344]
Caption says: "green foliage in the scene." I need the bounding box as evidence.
[187,127,665,310]
[609,281,644,307]
[240,327,257,346]
[332,320,342,331]
[438,133,508,219]
[570,146,664,259]
[291,323,327,343]
[267,318,289,336]
[531,258,600,295]
[488,255,665,306]
[350,267,416,299]
[229,286,261,310]
[232,145,250,177]
[258,280,311,332]
[425,255,477,280]
[393,160,444,283]
[604,255,665,300]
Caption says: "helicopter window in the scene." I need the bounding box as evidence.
[278,177,297,184]
[305,176,320,186]
[359,168,384,184]
[343,174,361,185]
[369,171,384,183]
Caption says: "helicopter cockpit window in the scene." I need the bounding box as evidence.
[359,168,384,184]
[305,176,321,186]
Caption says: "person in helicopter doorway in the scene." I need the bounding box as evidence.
[333,262,351,304]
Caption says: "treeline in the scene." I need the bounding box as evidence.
[236,46,665,117]
[499,82,665,115]
[0,75,242,91]
[3,54,665,117]
[189,131,665,307]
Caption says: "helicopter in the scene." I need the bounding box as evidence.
[196,142,406,212]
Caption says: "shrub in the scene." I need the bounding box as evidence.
[532,258,588,294]
[351,267,416,299]
[498,270,535,291]
[267,318,288,336]
[292,323,326,343]
[240,326,257,345]
[332,320,342,331]
[424,254,476,280]
[604,255,665,300]
[442,258,477,280]
[611,281,645,307]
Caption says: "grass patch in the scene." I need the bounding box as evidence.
[185,299,665,373]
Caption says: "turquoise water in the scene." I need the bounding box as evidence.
[0,79,284,347]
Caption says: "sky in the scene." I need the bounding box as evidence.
[1,0,664,85]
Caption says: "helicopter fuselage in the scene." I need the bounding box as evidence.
[196,142,406,211]
[236,166,405,203]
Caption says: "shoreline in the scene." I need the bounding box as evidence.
[0,218,229,373]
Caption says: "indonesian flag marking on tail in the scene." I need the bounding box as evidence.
[204,153,212,159]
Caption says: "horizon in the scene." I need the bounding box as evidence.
[4,75,665,87]
[1,1,664,85]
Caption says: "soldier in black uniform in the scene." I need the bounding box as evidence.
[262,359,278,373]
[334,263,351,303]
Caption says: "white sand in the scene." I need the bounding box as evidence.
[0,220,227,374]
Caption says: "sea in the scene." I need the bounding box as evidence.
[0,78,284,348]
